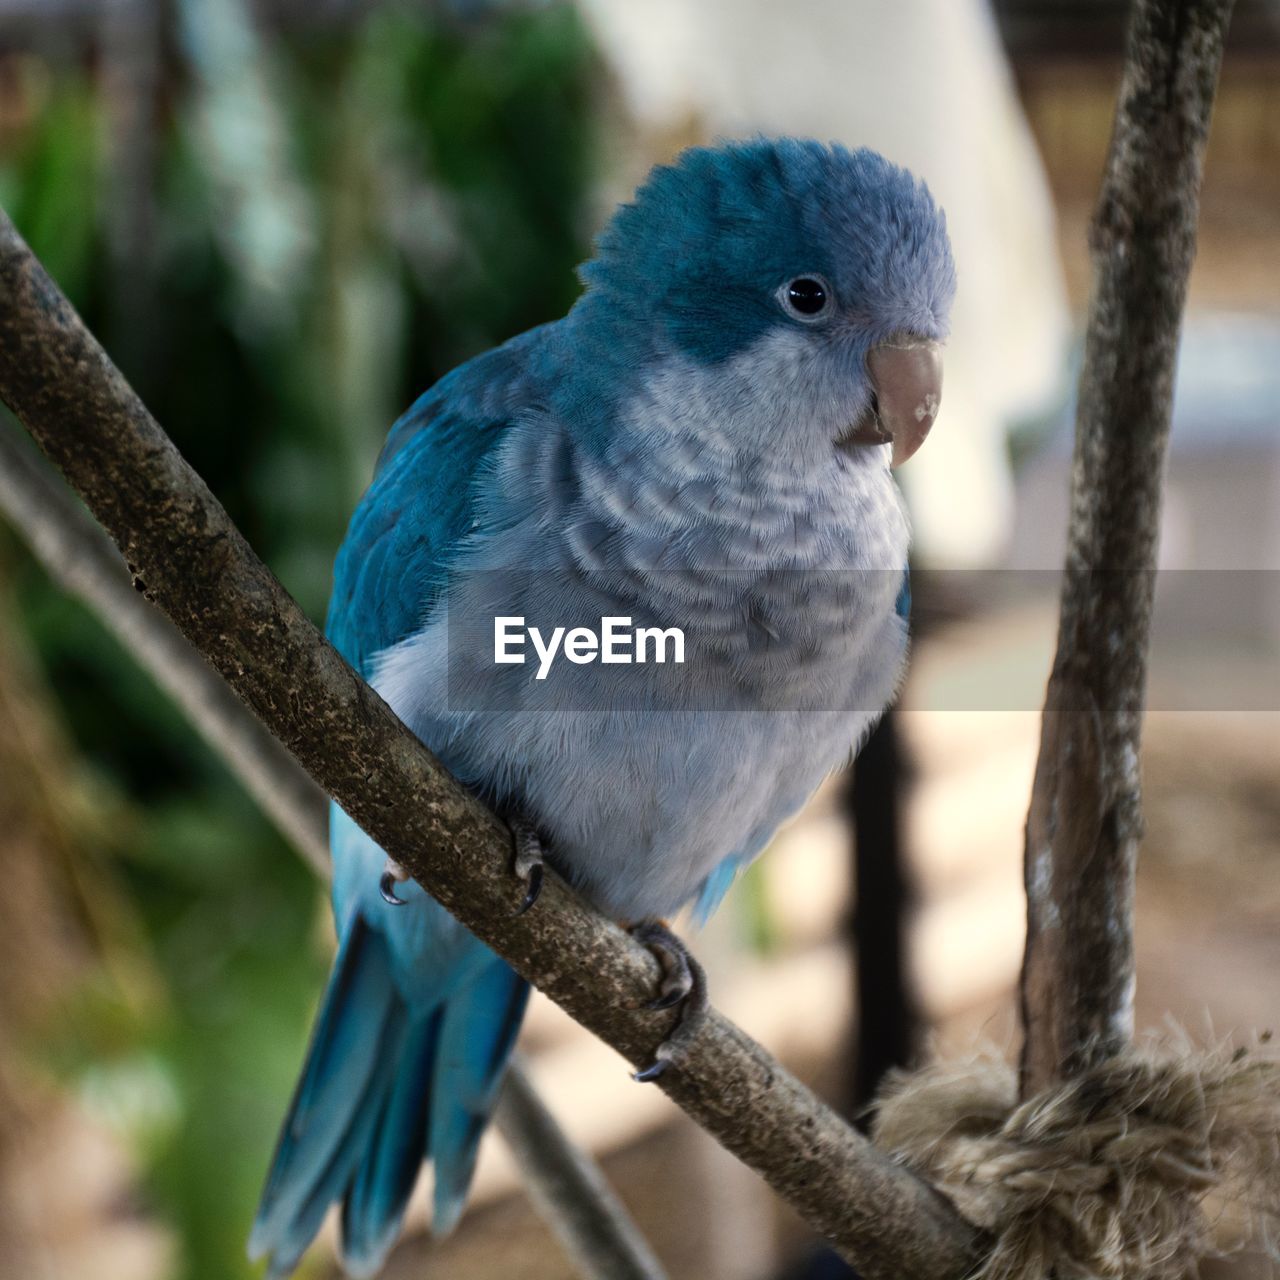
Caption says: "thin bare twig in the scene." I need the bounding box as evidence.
[1019,0,1236,1097]
[0,211,984,1280]
[495,1059,669,1280]
[0,416,667,1280]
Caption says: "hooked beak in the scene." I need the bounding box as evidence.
[837,337,944,467]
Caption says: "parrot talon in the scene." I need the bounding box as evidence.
[628,921,709,1082]
[379,858,410,906]
[509,815,545,916]
[516,862,544,916]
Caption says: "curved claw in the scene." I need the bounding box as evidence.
[628,920,709,1083]
[515,861,544,916]
[631,1058,669,1084]
[380,870,407,906]
[509,815,545,916]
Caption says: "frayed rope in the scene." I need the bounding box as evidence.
[871,1036,1280,1279]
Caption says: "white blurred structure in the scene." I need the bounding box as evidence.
[579,0,1070,568]
[1010,312,1280,667]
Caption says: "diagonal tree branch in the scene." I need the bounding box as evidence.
[1018,0,1235,1097]
[0,211,984,1280]
[0,417,667,1280]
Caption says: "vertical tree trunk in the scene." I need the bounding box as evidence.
[1019,0,1235,1097]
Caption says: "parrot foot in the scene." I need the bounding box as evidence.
[508,815,545,916]
[380,858,411,906]
[629,921,709,1083]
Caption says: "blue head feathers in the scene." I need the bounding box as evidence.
[575,138,956,367]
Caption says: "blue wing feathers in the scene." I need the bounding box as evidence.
[251,916,403,1275]
[283,1049,399,1280]
[251,912,528,1277]
[339,1010,441,1276]
[429,960,531,1235]
[326,328,559,677]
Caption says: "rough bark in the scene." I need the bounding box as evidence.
[0,212,984,1280]
[1019,0,1235,1097]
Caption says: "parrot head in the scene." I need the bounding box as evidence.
[574,138,956,469]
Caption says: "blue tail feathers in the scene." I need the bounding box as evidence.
[250,914,529,1278]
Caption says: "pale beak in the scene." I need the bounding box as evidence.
[837,337,944,467]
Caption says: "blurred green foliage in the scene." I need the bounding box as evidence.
[0,3,598,1276]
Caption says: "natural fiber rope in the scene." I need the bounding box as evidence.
[871,1037,1280,1279]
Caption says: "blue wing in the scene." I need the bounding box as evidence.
[253,330,553,1279]
[325,328,551,677]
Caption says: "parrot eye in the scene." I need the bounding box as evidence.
[779,275,833,321]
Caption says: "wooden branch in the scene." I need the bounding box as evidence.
[1019,0,1235,1097]
[0,418,666,1280]
[0,211,984,1280]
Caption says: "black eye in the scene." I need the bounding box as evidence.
[781,275,831,320]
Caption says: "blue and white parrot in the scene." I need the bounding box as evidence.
[250,138,954,1278]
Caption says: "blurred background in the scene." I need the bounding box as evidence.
[0,1,1277,1278]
